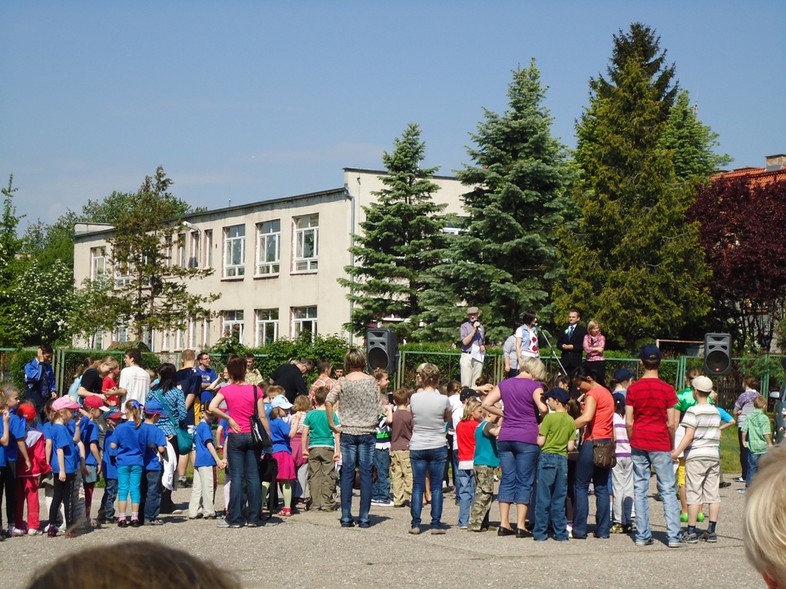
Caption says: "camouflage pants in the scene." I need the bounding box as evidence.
[469,465,496,528]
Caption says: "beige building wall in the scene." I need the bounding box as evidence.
[72,169,467,352]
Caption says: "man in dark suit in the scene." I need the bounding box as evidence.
[557,309,587,377]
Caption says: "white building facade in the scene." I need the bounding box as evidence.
[72,168,467,352]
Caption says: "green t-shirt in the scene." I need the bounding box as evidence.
[303,409,340,448]
[742,409,771,455]
[675,387,697,413]
[538,411,577,457]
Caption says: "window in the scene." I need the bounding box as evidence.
[255,308,279,346]
[189,232,200,268]
[223,310,244,341]
[256,220,281,275]
[113,323,129,344]
[201,319,212,347]
[292,306,317,339]
[203,230,213,268]
[293,214,319,272]
[187,319,198,349]
[223,225,245,277]
[90,247,107,283]
[176,233,186,267]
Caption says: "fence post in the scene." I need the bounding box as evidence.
[55,348,66,396]
[762,354,771,395]
[396,350,406,391]
[676,355,686,390]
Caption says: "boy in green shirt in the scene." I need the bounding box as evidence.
[533,388,577,541]
[741,395,772,491]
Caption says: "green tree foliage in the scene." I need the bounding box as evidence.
[71,167,219,342]
[0,176,25,345]
[9,260,75,345]
[415,61,570,344]
[338,123,447,339]
[556,23,711,350]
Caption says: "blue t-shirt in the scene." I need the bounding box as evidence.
[194,421,217,468]
[81,417,100,466]
[139,422,167,471]
[717,406,733,423]
[102,428,118,479]
[0,419,7,467]
[196,367,217,390]
[111,421,145,467]
[269,418,291,454]
[5,411,27,462]
[50,423,79,474]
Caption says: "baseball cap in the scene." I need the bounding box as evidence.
[144,400,169,418]
[691,375,714,393]
[52,397,81,411]
[105,408,125,421]
[460,387,480,403]
[639,344,662,360]
[545,387,570,404]
[16,403,37,421]
[271,396,293,410]
[83,395,109,411]
[613,368,636,382]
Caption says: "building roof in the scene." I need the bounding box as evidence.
[343,167,459,181]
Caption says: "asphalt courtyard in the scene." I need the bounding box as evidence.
[3,474,763,589]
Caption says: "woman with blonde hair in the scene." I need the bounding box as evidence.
[583,320,606,386]
[481,357,548,537]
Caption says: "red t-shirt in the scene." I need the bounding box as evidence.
[626,378,678,452]
[584,386,614,441]
[456,419,480,463]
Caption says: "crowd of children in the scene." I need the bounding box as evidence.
[0,348,771,546]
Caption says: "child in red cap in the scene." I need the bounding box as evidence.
[14,402,50,535]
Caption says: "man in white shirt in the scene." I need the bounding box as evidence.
[117,348,151,406]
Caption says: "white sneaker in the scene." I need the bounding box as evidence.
[371,500,394,507]
[28,528,43,536]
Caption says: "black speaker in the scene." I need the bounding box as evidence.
[366,327,398,375]
[704,333,732,375]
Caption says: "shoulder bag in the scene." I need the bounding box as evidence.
[250,385,272,452]
[592,440,617,469]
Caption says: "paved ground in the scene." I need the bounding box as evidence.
[3,475,763,589]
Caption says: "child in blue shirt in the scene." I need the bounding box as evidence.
[139,401,168,525]
[110,400,145,527]
[46,396,82,537]
[97,410,124,524]
[80,395,105,526]
[468,409,501,532]
[189,408,226,519]
[269,396,301,517]
[0,386,32,537]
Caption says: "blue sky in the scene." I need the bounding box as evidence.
[2,1,784,227]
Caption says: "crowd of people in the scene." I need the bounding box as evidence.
[0,313,775,562]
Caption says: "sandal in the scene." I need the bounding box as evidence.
[277,508,292,517]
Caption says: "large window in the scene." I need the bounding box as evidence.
[223,225,245,277]
[293,214,319,272]
[188,232,200,268]
[223,310,244,341]
[255,308,279,346]
[203,230,213,268]
[90,247,107,283]
[292,306,317,339]
[256,220,280,276]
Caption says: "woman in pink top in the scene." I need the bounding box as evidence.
[209,355,271,528]
[583,320,606,386]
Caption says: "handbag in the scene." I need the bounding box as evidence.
[250,385,273,452]
[592,440,617,469]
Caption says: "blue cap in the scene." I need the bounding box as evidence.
[545,387,570,404]
[613,368,636,382]
[144,400,169,418]
[640,344,662,360]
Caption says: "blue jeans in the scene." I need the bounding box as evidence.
[747,452,763,487]
[372,447,391,502]
[534,453,569,541]
[117,465,143,505]
[226,433,261,526]
[339,433,375,526]
[632,448,681,544]
[456,468,475,526]
[410,446,447,528]
[98,477,118,520]
[141,469,163,521]
[497,441,539,504]
[573,439,611,538]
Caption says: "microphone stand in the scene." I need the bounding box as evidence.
[539,328,568,376]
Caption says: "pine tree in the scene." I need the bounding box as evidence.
[338,123,447,338]
[415,61,570,344]
[0,176,24,346]
[556,23,711,350]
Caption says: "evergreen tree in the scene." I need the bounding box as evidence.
[0,176,24,346]
[415,61,570,344]
[556,23,711,350]
[339,123,446,338]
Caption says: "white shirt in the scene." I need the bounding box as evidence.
[119,364,151,405]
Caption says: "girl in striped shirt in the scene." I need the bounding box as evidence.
[610,393,633,533]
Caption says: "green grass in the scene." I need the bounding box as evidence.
[720,425,742,474]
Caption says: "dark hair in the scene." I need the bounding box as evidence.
[522,311,537,326]
[572,365,597,382]
[446,380,462,395]
[40,342,53,355]
[566,398,582,419]
[569,308,581,317]
[316,360,332,375]
[157,363,177,391]
[393,387,412,406]
[226,354,246,382]
[125,348,142,365]
[641,358,661,370]
[344,348,367,373]
[314,386,328,405]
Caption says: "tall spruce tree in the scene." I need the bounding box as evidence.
[339,123,447,338]
[556,23,711,350]
[415,61,569,344]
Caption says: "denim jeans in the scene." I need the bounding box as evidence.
[372,447,391,502]
[497,441,539,504]
[226,433,261,526]
[141,469,163,521]
[573,439,611,538]
[410,446,447,528]
[456,468,475,526]
[632,448,681,544]
[339,433,375,526]
[747,452,763,487]
[534,453,569,541]
[98,478,118,520]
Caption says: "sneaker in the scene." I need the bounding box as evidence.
[117,519,128,528]
[702,531,718,543]
[147,519,164,526]
[431,526,447,535]
[735,476,745,483]
[46,525,58,537]
[371,499,394,507]
[738,488,747,494]
[408,526,421,535]
[277,508,292,518]
[635,538,654,546]
[130,519,142,527]
[681,532,700,544]
[610,523,624,534]
[12,527,27,537]
[28,528,43,536]
[719,481,732,488]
